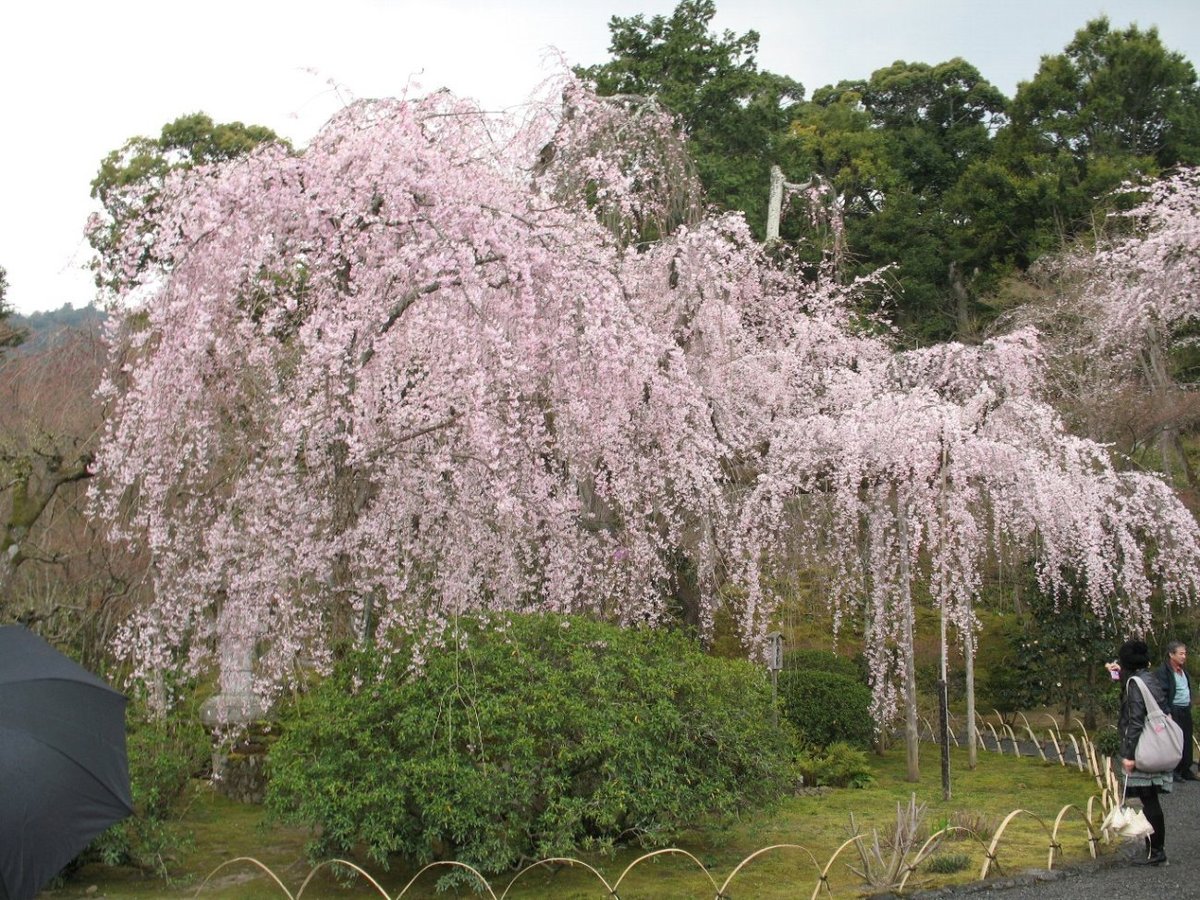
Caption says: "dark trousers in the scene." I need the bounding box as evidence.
[1172,704,1194,775]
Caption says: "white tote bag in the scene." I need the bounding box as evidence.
[1100,775,1154,842]
[1129,675,1184,774]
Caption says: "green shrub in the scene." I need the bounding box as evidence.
[916,662,966,703]
[267,614,796,884]
[978,589,1119,726]
[926,852,971,874]
[796,741,874,788]
[783,647,864,682]
[86,703,210,875]
[778,668,874,748]
[943,809,997,843]
[1093,727,1120,758]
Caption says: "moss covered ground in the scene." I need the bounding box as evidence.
[45,742,1107,900]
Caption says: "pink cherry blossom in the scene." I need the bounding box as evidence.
[89,80,1200,730]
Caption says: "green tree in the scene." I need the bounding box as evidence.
[982,17,1200,281]
[91,112,281,206]
[784,18,1200,343]
[89,112,283,291]
[0,265,25,352]
[786,60,1006,340]
[577,0,803,237]
[1008,17,1200,168]
[981,575,1120,729]
[789,86,896,216]
[844,58,1006,195]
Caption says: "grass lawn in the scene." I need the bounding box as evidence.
[47,744,1108,900]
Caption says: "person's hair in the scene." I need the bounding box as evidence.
[1167,640,1187,657]
[1118,639,1151,671]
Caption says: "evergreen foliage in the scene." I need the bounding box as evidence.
[578,4,1200,344]
[979,580,1121,725]
[577,0,803,237]
[777,668,875,749]
[783,647,865,682]
[85,703,209,875]
[267,614,795,883]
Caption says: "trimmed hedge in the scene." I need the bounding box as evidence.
[783,647,864,682]
[267,614,795,882]
[778,668,874,749]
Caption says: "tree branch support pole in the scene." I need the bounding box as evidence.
[900,512,920,782]
[768,631,783,729]
[939,604,951,800]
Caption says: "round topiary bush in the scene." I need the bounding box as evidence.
[267,613,795,882]
[777,668,874,749]
[783,647,864,682]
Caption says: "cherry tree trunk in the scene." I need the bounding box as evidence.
[1143,325,1195,489]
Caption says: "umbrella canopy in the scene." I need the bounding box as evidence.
[0,625,133,900]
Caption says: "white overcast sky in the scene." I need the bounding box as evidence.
[3,0,1198,315]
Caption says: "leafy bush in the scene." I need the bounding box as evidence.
[778,668,874,748]
[796,741,874,788]
[267,614,795,882]
[86,703,210,875]
[945,809,997,843]
[783,647,864,682]
[1093,727,1120,758]
[978,585,1119,725]
[926,852,971,873]
[978,616,1045,715]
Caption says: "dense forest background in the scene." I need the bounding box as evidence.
[576,1,1200,344]
[5,303,104,347]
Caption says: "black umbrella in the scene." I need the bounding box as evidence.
[0,625,133,900]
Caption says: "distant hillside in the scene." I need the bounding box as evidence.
[7,304,106,352]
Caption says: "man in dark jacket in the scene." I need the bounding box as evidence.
[1157,640,1196,781]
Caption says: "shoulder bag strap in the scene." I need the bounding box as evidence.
[1131,675,1167,717]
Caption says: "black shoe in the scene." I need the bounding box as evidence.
[1179,771,1198,781]
[1132,848,1168,866]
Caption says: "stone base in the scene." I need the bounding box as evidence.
[212,745,269,804]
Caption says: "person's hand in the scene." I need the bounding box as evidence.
[1123,758,1136,774]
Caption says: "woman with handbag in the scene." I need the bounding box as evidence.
[1116,638,1173,866]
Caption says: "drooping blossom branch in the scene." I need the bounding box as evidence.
[90,81,1200,731]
